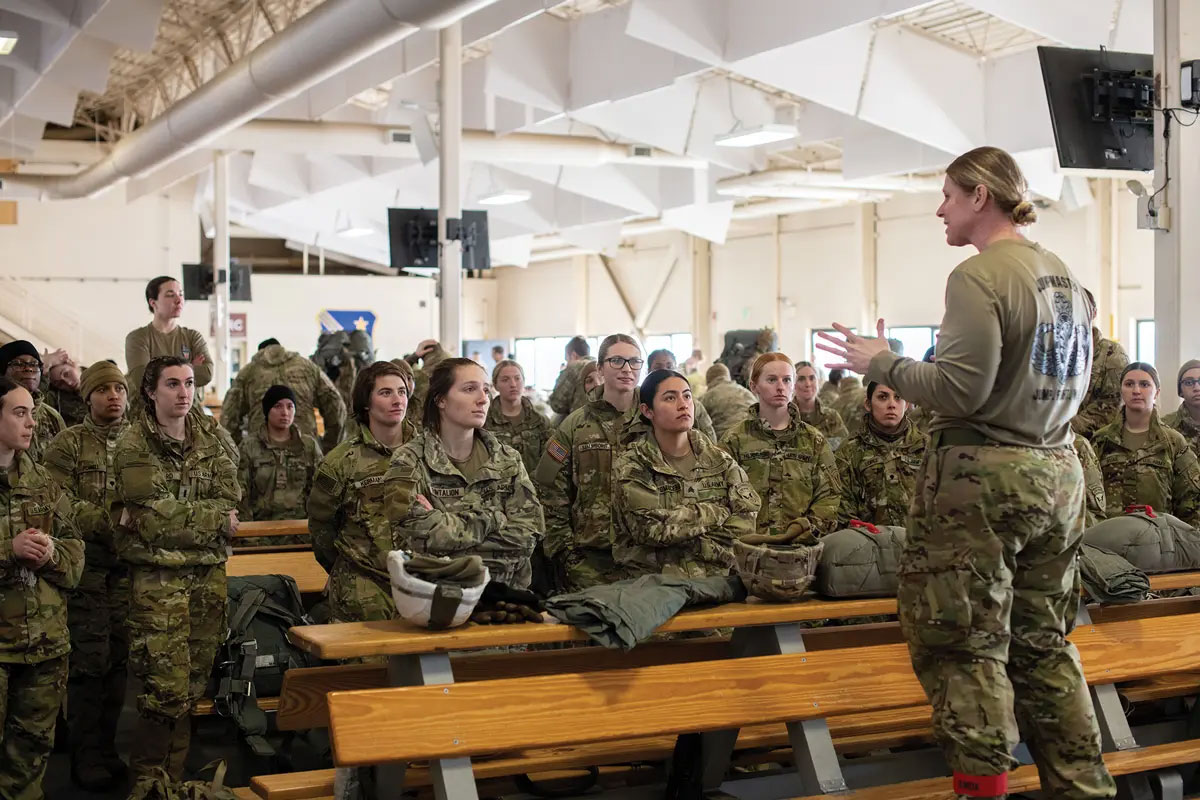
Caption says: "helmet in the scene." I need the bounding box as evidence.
[733,539,824,602]
[388,551,489,629]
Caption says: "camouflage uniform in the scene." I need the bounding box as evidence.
[796,398,849,450]
[1091,411,1200,526]
[534,388,650,591]
[697,376,756,441]
[1073,434,1106,530]
[909,404,934,435]
[692,400,718,442]
[833,378,868,439]
[1071,329,1128,439]
[28,398,65,465]
[612,430,759,577]
[868,237,1113,798]
[407,344,450,426]
[43,417,131,781]
[1163,405,1200,454]
[484,397,552,476]
[836,414,927,527]
[308,422,413,623]
[113,413,240,781]
[0,453,82,800]
[237,426,322,545]
[221,344,346,451]
[42,383,87,428]
[817,381,840,408]
[720,404,842,545]
[383,430,543,588]
[548,357,595,417]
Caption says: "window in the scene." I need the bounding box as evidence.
[643,333,694,367]
[513,336,601,390]
[885,326,940,361]
[1136,319,1155,365]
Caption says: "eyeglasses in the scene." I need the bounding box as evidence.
[1183,378,1200,389]
[603,356,644,370]
[7,360,40,371]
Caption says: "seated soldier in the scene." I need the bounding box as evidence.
[384,358,543,589]
[237,385,323,546]
[612,369,759,578]
[836,381,928,527]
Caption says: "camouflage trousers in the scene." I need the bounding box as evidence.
[0,655,68,800]
[328,559,396,624]
[565,547,631,592]
[126,563,227,781]
[67,551,130,772]
[901,444,1115,799]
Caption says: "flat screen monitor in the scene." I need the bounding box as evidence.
[387,208,490,271]
[1038,45,1155,171]
[182,263,252,301]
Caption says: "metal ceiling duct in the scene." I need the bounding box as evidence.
[14,0,503,199]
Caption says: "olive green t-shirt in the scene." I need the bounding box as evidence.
[450,437,490,483]
[1123,428,1150,452]
[868,237,1092,448]
[125,323,214,392]
[665,448,698,479]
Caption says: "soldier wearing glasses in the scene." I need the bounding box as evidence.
[0,342,65,463]
[535,334,650,592]
[1165,360,1200,453]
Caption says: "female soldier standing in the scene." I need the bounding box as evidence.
[720,353,841,545]
[308,361,415,623]
[535,334,649,591]
[114,356,239,782]
[1091,362,1200,525]
[384,359,543,587]
[836,381,927,527]
[612,370,758,577]
[820,146,1113,799]
[485,359,552,477]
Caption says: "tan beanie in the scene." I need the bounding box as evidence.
[80,360,127,401]
[1179,359,1200,397]
[705,363,730,384]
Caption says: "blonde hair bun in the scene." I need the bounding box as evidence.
[1010,200,1037,226]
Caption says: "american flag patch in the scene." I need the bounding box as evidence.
[546,439,569,463]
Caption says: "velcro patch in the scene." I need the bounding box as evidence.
[547,439,569,464]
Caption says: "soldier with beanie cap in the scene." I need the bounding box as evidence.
[43,360,131,790]
[0,341,65,463]
[237,383,322,545]
[1164,358,1200,452]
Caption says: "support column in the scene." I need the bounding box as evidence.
[572,254,589,335]
[211,152,232,394]
[857,203,879,336]
[1096,179,1120,341]
[692,236,714,363]
[438,22,464,355]
[1153,0,1200,413]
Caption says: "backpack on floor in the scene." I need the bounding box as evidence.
[212,574,322,757]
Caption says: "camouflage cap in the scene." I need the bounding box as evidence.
[733,538,824,602]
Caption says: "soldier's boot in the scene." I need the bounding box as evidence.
[166,715,192,780]
[68,675,118,791]
[129,713,176,781]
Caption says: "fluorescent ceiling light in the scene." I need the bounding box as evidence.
[479,189,531,206]
[336,221,374,238]
[0,32,17,56]
[715,124,798,148]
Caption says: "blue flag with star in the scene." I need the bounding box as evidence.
[319,309,376,337]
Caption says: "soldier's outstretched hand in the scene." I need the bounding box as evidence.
[817,319,891,375]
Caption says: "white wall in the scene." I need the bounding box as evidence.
[493,183,1157,367]
[0,183,499,390]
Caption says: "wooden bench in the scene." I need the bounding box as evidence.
[234,519,310,540]
[325,611,1200,799]
[227,551,327,595]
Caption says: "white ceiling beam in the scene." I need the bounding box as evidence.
[960,0,1117,49]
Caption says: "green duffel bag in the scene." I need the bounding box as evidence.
[815,521,905,599]
[1083,505,1200,573]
